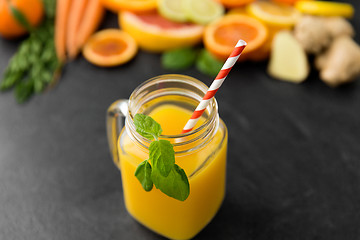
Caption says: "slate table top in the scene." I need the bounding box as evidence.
[0,1,360,239]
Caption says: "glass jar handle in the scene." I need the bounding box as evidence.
[106,99,128,164]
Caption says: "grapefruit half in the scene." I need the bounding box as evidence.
[119,11,204,52]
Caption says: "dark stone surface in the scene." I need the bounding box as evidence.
[0,1,360,239]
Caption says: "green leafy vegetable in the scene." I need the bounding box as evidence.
[134,114,162,140]
[162,47,198,70]
[42,0,56,18]
[0,0,60,103]
[149,140,175,177]
[151,165,190,202]
[196,49,223,77]
[135,160,153,191]
[133,113,190,201]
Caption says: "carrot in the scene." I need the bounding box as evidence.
[66,0,88,59]
[76,0,105,51]
[55,0,71,62]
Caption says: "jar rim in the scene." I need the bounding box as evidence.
[126,74,219,153]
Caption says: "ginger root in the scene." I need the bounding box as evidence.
[268,31,309,83]
[294,16,332,54]
[323,17,354,39]
[294,15,354,54]
[315,36,360,87]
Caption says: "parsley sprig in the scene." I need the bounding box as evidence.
[0,0,60,103]
[133,114,190,201]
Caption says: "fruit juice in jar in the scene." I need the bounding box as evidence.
[107,75,228,240]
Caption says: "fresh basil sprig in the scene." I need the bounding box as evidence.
[161,47,224,77]
[134,113,190,201]
[162,47,198,70]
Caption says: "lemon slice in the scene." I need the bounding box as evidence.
[158,0,187,22]
[182,0,225,25]
[247,1,300,27]
[295,1,354,18]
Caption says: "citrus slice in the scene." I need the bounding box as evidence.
[246,1,300,27]
[82,29,138,67]
[219,0,255,8]
[158,0,187,22]
[271,0,308,5]
[227,7,249,16]
[295,1,354,18]
[101,0,157,13]
[182,0,225,25]
[204,15,268,60]
[119,11,204,52]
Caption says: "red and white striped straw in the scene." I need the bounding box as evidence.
[182,40,247,134]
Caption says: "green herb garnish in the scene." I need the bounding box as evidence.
[161,47,224,77]
[0,0,60,103]
[134,113,190,201]
[196,49,223,77]
[162,47,198,70]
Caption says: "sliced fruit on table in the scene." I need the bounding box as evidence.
[158,0,187,22]
[245,40,272,61]
[182,0,225,25]
[227,6,272,61]
[246,1,301,28]
[0,0,44,39]
[271,0,310,5]
[227,7,249,16]
[295,1,354,18]
[119,11,204,52]
[203,14,268,60]
[219,0,255,8]
[82,29,138,67]
[268,31,309,83]
[101,0,157,13]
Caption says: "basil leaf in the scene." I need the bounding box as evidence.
[196,49,223,77]
[149,140,175,177]
[134,114,162,140]
[152,164,190,201]
[135,160,153,192]
[162,47,197,70]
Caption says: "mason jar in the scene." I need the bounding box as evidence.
[107,74,228,240]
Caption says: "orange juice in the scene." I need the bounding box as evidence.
[117,103,227,240]
[107,74,228,239]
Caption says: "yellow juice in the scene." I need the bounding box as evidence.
[117,104,228,240]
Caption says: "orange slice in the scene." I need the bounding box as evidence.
[82,29,138,67]
[119,11,204,52]
[204,14,268,60]
[101,0,157,13]
[246,1,300,28]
